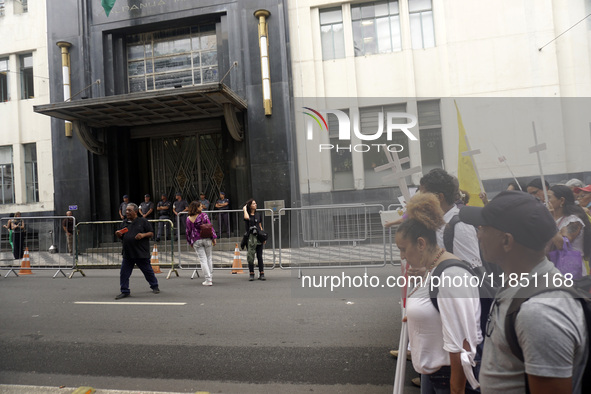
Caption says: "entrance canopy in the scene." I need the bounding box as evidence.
[34,83,247,153]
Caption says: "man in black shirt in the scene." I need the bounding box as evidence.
[115,203,159,299]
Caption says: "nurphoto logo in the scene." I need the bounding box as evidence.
[302,107,418,153]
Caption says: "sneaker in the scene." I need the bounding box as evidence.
[152,287,160,294]
[411,377,421,387]
[115,293,130,300]
[202,280,212,286]
[258,273,266,281]
[389,350,412,361]
[249,273,255,281]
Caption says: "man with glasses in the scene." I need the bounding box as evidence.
[460,191,587,394]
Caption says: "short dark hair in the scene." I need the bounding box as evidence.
[419,168,457,205]
[527,178,549,190]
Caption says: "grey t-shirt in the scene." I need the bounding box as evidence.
[480,259,588,394]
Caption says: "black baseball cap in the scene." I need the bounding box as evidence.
[459,190,557,251]
[145,194,150,198]
[123,195,129,199]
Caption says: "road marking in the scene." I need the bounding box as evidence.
[74,301,186,306]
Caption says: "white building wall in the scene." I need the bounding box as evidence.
[289,0,591,196]
[0,0,53,214]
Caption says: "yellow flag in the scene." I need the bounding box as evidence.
[455,101,484,207]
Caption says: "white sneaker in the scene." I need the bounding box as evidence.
[202,280,212,286]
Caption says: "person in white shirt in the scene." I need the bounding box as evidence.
[395,193,482,394]
[419,169,482,267]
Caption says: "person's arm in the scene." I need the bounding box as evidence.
[135,231,153,240]
[560,221,582,244]
[527,376,572,394]
[449,339,470,394]
[145,204,154,217]
[243,205,250,220]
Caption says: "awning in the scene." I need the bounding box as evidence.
[34,83,247,153]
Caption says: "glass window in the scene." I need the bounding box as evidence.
[409,0,435,49]
[20,53,34,99]
[327,110,354,190]
[418,100,443,174]
[24,143,38,203]
[15,0,27,14]
[320,8,345,60]
[0,146,14,205]
[361,104,408,188]
[126,24,218,93]
[0,57,8,102]
[352,1,401,57]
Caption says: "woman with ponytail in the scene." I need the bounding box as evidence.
[395,193,482,394]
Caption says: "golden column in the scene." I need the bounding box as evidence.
[254,9,272,116]
[56,41,73,137]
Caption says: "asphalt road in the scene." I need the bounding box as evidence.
[0,266,420,393]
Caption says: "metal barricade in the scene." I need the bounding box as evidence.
[1,216,76,278]
[278,204,388,272]
[74,219,178,279]
[386,203,404,266]
[175,209,276,278]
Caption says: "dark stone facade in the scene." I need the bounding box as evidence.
[45,0,298,224]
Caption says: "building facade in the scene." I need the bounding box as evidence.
[35,0,298,226]
[288,0,591,206]
[0,0,54,216]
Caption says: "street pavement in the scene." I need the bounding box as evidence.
[0,266,419,393]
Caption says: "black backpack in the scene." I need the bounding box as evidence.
[443,214,504,288]
[429,259,498,336]
[504,280,591,393]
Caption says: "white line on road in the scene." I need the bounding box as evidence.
[74,301,187,306]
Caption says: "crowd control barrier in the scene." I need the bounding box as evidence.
[278,204,390,274]
[1,216,76,278]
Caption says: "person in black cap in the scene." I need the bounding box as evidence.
[173,192,189,239]
[460,191,587,394]
[140,194,154,219]
[215,191,230,238]
[155,194,172,242]
[119,195,130,220]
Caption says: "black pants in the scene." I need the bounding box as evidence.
[12,232,24,260]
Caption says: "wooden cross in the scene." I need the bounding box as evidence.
[528,121,548,204]
[374,149,422,203]
[461,135,485,193]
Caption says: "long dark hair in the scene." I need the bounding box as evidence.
[245,198,256,215]
[550,185,591,258]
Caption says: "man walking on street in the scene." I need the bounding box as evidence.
[460,191,588,394]
[115,203,159,299]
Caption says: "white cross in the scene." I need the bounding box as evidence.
[529,121,549,204]
[460,135,485,193]
[375,149,422,202]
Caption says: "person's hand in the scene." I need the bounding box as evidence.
[115,230,123,238]
[479,192,489,205]
[135,233,144,240]
[212,239,216,246]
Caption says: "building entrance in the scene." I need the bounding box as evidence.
[151,133,224,205]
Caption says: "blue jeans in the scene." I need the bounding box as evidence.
[120,257,159,294]
[421,366,480,394]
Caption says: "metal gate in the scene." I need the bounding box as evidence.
[151,133,223,204]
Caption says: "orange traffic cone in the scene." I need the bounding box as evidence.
[19,247,33,275]
[232,243,244,274]
[151,244,162,274]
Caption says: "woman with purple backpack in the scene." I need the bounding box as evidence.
[186,201,217,286]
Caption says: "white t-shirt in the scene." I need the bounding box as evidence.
[436,205,482,267]
[406,265,482,386]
